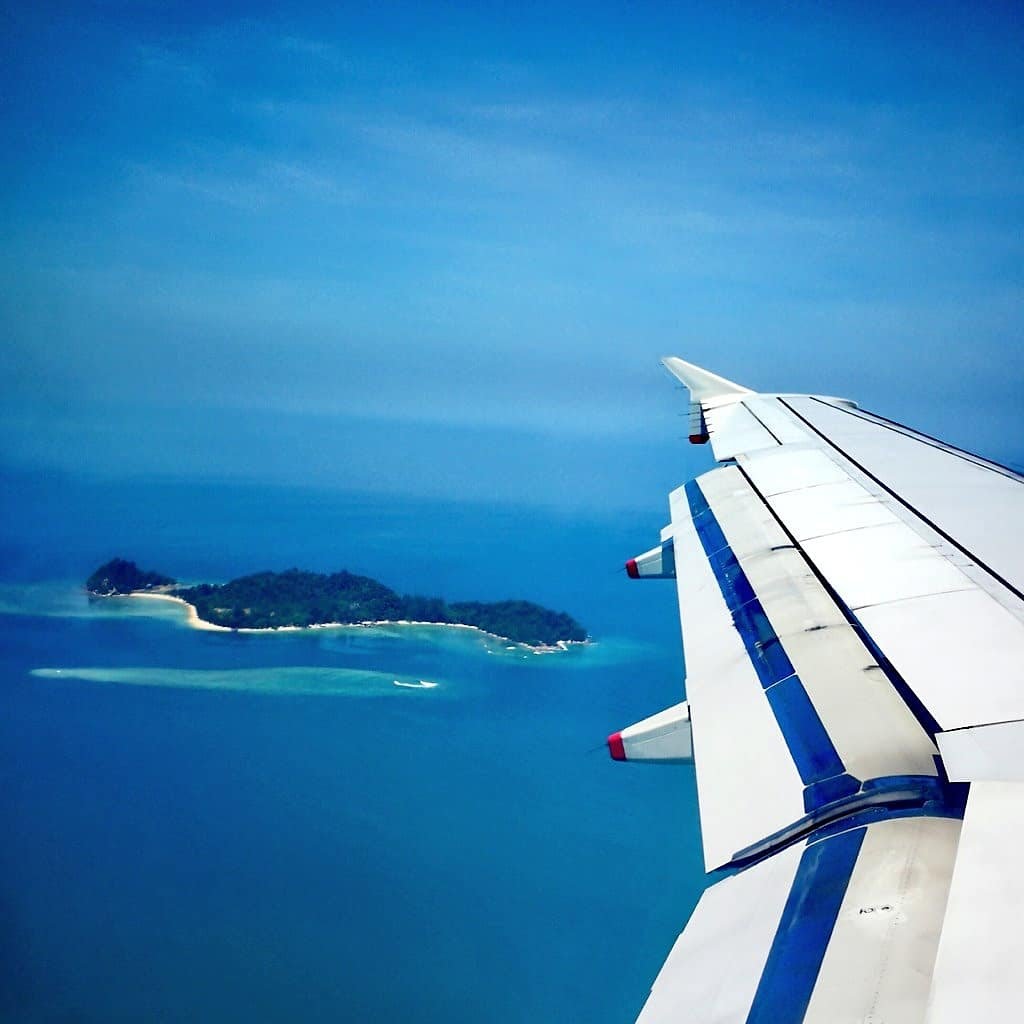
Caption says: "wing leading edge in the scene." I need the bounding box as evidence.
[611,359,1024,1023]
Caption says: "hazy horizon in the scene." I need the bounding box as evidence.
[4,2,1022,508]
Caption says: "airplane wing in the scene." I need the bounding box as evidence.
[610,358,1024,1023]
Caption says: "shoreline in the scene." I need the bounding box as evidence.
[126,591,233,632]
[116,591,587,653]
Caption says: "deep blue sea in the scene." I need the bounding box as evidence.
[0,469,704,1023]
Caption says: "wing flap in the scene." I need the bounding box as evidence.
[638,816,961,1024]
[637,839,804,1024]
[803,816,960,1024]
[925,782,1024,1023]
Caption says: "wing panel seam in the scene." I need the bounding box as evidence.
[732,459,943,739]
[783,397,1024,603]
[740,398,784,445]
[807,396,1024,483]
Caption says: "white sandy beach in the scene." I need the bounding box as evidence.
[126,591,233,632]
[124,592,584,652]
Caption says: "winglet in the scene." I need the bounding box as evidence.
[661,357,751,403]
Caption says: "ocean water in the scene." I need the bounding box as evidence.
[0,469,704,1024]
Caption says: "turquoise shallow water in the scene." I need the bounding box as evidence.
[0,472,704,1023]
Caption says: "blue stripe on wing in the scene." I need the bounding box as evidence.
[745,826,865,1024]
[685,479,848,802]
[684,477,964,863]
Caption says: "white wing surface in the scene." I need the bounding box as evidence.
[610,358,1024,1023]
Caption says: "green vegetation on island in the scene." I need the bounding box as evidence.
[86,558,176,596]
[85,560,587,647]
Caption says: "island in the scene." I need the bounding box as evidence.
[85,559,587,649]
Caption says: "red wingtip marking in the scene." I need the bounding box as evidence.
[608,732,626,761]
[625,559,639,579]
[689,433,710,445]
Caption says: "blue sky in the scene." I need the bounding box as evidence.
[3,2,1022,507]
